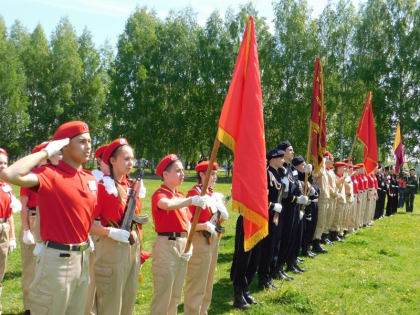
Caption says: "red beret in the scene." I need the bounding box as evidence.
[156,154,178,177]
[195,161,219,172]
[52,121,89,140]
[334,161,347,168]
[323,151,333,158]
[0,148,7,156]
[31,142,49,154]
[102,138,129,164]
[94,144,109,160]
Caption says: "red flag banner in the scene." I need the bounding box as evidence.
[356,92,378,174]
[310,57,327,173]
[393,122,405,174]
[217,16,268,252]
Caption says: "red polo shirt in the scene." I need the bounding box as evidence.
[152,185,189,233]
[95,175,142,227]
[31,160,97,244]
[0,181,12,219]
[357,175,364,191]
[351,176,359,194]
[186,184,213,223]
[20,187,37,209]
[367,175,374,189]
[372,175,378,189]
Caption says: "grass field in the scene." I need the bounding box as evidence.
[2,177,420,315]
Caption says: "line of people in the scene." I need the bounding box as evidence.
[229,141,418,310]
[0,120,230,315]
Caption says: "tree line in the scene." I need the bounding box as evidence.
[0,0,418,168]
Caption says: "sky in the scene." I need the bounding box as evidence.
[1,0,363,48]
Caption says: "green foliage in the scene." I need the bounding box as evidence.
[0,0,419,163]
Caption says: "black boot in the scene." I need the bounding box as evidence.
[293,263,306,272]
[312,239,328,253]
[233,286,250,309]
[23,311,31,315]
[321,233,333,245]
[243,288,258,304]
[286,264,301,274]
[330,231,341,242]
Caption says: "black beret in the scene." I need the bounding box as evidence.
[292,156,305,166]
[267,149,285,160]
[277,141,292,151]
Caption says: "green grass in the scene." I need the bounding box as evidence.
[2,178,420,314]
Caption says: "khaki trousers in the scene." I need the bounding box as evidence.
[184,232,220,315]
[94,231,140,315]
[332,202,345,233]
[314,199,329,240]
[0,222,10,314]
[326,198,337,231]
[363,191,373,225]
[28,245,91,315]
[359,191,367,227]
[85,235,100,315]
[19,214,38,310]
[150,235,188,315]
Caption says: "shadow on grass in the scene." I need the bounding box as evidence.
[208,277,235,313]
[216,251,234,264]
[3,270,21,281]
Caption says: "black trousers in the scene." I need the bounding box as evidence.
[257,209,284,283]
[230,216,262,288]
[405,191,415,212]
[271,203,296,275]
[302,202,318,249]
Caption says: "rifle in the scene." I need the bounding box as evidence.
[120,165,148,245]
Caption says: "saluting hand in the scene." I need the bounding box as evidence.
[44,138,70,158]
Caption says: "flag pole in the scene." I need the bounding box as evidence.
[184,136,220,253]
[304,119,313,195]
[349,133,358,159]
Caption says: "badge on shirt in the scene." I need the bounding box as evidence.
[2,184,12,193]
[88,180,97,191]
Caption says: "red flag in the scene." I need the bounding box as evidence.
[310,57,327,173]
[356,92,378,174]
[217,17,268,251]
[393,122,405,174]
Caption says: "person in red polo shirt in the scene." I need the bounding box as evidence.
[89,138,143,315]
[92,144,110,182]
[184,160,228,315]
[0,121,97,315]
[19,141,62,314]
[0,148,18,315]
[150,154,208,315]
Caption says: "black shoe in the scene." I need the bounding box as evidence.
[281,270,294,280]
[243,288,258,304]
[286,264,301,274]
[258,281,272,289]
[296,257,305,263]
[294,264,306,272]
[301,248,312,257]
[312,239,328,253]
[330,231,341,242]
[233,286,250,310]
[308,250,317,257]
[272,271,284,280]
[24,311,31,315]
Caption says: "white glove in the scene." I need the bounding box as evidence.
[343,171,349,178]
[23,230,35,245]
[299,210,304,220]
[205,221,217,235]
[92,169,104,182]
[139,180,147,198]
[304,164,313,174]
[108,228,130,243]
[213,193,229,220]
[103,176,118,197]
[191,195,209,208]
[297,195,310,205]
[345,176,352,183]
[44,138,70,158]
[181,244,193,262]
[33,242,45,256]
[10,195,22,213]
[337,193,344,200]
[88,235,95,252]
[8,238,17,252]
[273,203,282,213]
[308,186,316,196]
